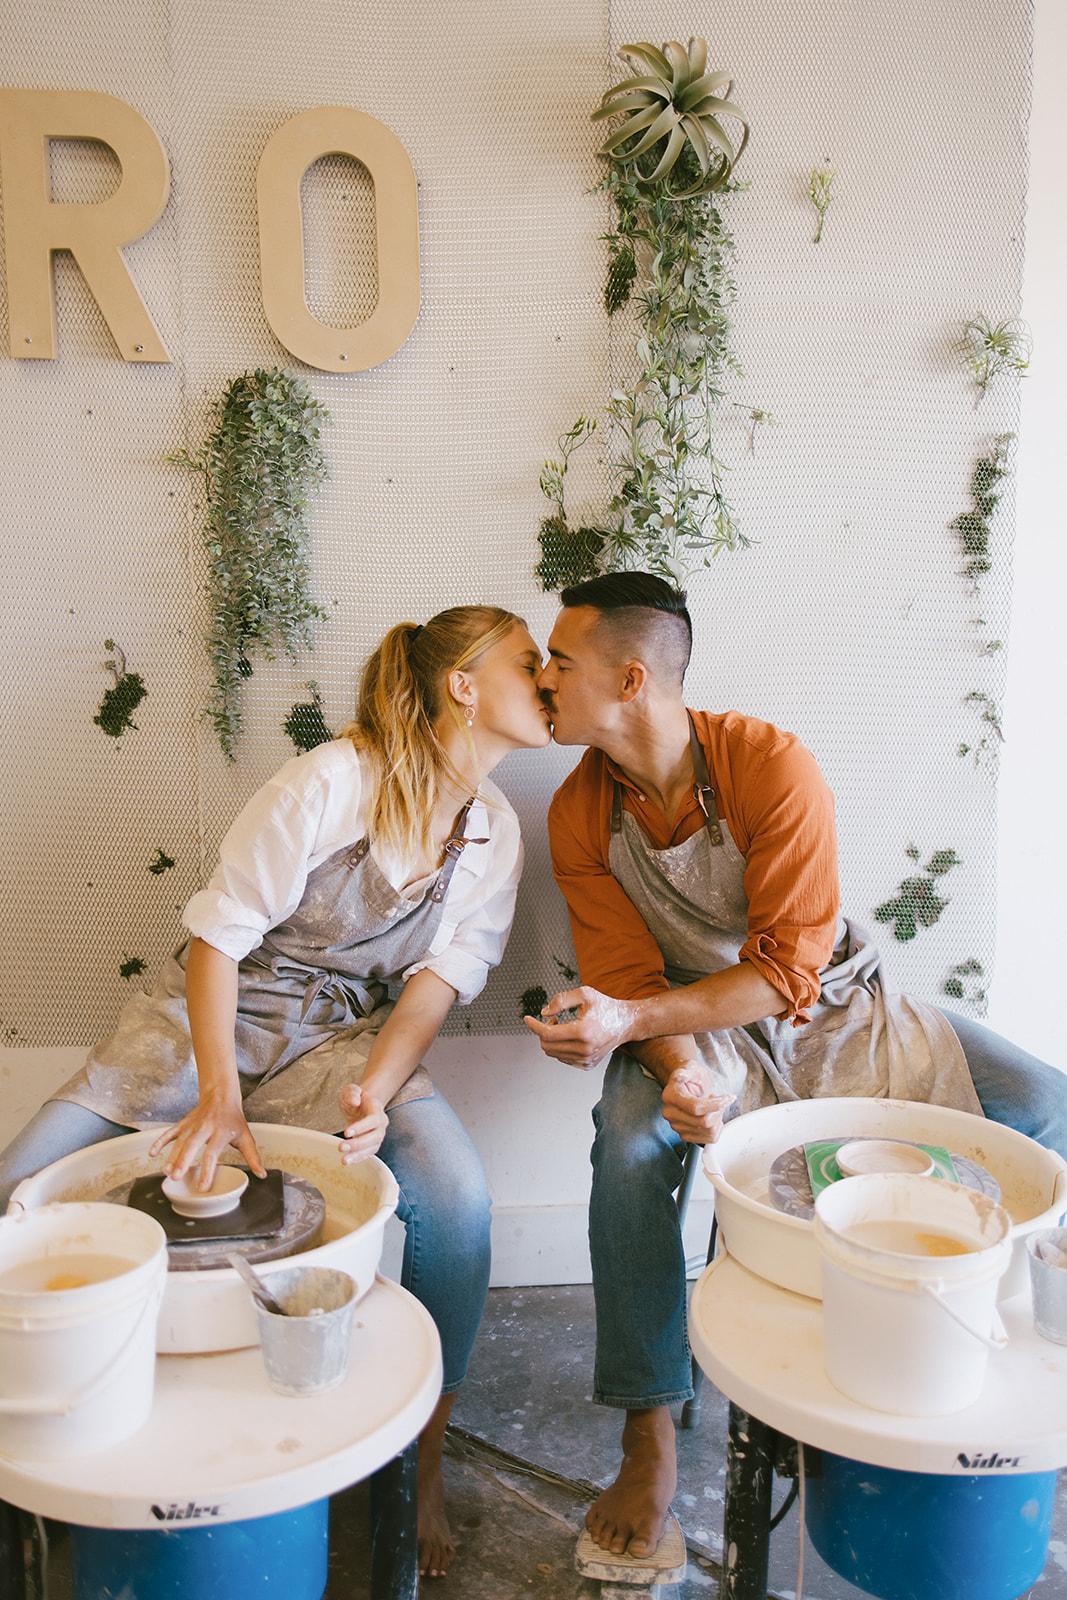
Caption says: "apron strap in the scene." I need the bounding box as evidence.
[688,712,724,847]
[431,798,488,904]
[610,718,724,847]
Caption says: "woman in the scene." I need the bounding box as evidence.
[0,604,551,1579]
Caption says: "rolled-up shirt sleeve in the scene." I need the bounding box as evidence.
[183,780,323,962]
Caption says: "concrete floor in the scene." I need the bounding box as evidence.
[329,1283,1067,1599]
[25,1283,1067,1597]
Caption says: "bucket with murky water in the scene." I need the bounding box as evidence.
[0,1201,167,1459]
[814,1173,1013,1415]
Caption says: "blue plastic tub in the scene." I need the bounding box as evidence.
[69,1498,329,1600]
[805,1451,1056,1600]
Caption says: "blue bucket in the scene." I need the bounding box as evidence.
[805,1451,1056,1600]
[69,1498,329,1600]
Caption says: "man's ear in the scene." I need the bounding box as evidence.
[618,660,648,703]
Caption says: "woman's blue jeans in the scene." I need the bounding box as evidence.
[590,1018,1067,1410]
[0,1088,491,1396]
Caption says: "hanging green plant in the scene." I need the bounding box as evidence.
[536,36,756,590]
[93,640,147,739]
[534,417,607,591]
[874,845,961,942]
[950,433,1012,771]
[167,368,330,760]
[958,315,1030,408]
[950,433,1013,588]
[283,682,333,754]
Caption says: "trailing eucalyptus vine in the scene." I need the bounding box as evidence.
[168,368,330,760]
[537,37,755,589]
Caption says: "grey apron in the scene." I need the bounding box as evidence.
[54,802,486,1132]
[607,719,982,1118]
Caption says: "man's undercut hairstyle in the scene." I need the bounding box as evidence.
[560,572,693,686]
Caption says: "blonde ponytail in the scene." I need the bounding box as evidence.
[343,606,518,862]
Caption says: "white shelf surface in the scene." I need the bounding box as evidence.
[0,1276,442,1527]
[690,1253,1067,1475]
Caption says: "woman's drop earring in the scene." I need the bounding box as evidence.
[463,704,476,727]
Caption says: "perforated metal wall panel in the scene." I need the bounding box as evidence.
[0,0,1028,1048]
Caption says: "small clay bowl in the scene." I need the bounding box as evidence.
[161,1164,249,1218]
[836,1139,935,1179]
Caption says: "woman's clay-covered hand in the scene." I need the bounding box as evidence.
[523,986,637,1068]
[338,1083,389,1164]
[150,1092,267,1189]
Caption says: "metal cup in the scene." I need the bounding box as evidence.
[1027,1228,1067,1346]
[253,1266,357,1395]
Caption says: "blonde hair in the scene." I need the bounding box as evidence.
[343,605,519,863]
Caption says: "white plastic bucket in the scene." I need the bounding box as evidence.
[0,1202,167,1459]
[814,1174,1013,1415]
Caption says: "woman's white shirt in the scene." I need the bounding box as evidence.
[183,739,523,1005]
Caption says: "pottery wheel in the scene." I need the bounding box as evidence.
[102,1170,326,1271]
[768,1141,1001,1220]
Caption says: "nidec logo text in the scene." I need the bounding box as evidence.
[149,1502,222,1522]
[956,1451,1022,1470]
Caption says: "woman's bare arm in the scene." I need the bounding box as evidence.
[338,967,458,1165]
[148,937,267,1188]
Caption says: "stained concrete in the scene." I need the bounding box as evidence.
[20,1283,1067,1596]
[330,1283,1067,1599]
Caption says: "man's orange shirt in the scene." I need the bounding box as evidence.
[547,710,841,1023]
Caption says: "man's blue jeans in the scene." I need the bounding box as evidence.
[0,1088,491,1396]
[589,1017,1067,1410]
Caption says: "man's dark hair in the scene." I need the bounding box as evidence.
[559,572,692,686]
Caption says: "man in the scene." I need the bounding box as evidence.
[525,571,1067,1562]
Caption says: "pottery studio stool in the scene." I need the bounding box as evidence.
[0,1275,441,1600]
[688,1252,1067,1600]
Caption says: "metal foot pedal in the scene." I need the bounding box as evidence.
[575,1512,687,1595]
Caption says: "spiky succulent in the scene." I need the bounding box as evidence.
[592,37,749,197]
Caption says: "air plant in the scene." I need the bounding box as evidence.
[592,37,749,198]
[958,315,1031,407]
[808,161,837,243]
[733,404,777,456]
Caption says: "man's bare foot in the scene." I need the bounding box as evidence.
[585,1407,677,1557]
[418,1391,457,1578]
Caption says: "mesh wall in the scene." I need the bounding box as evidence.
[0,0,1028,1049]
